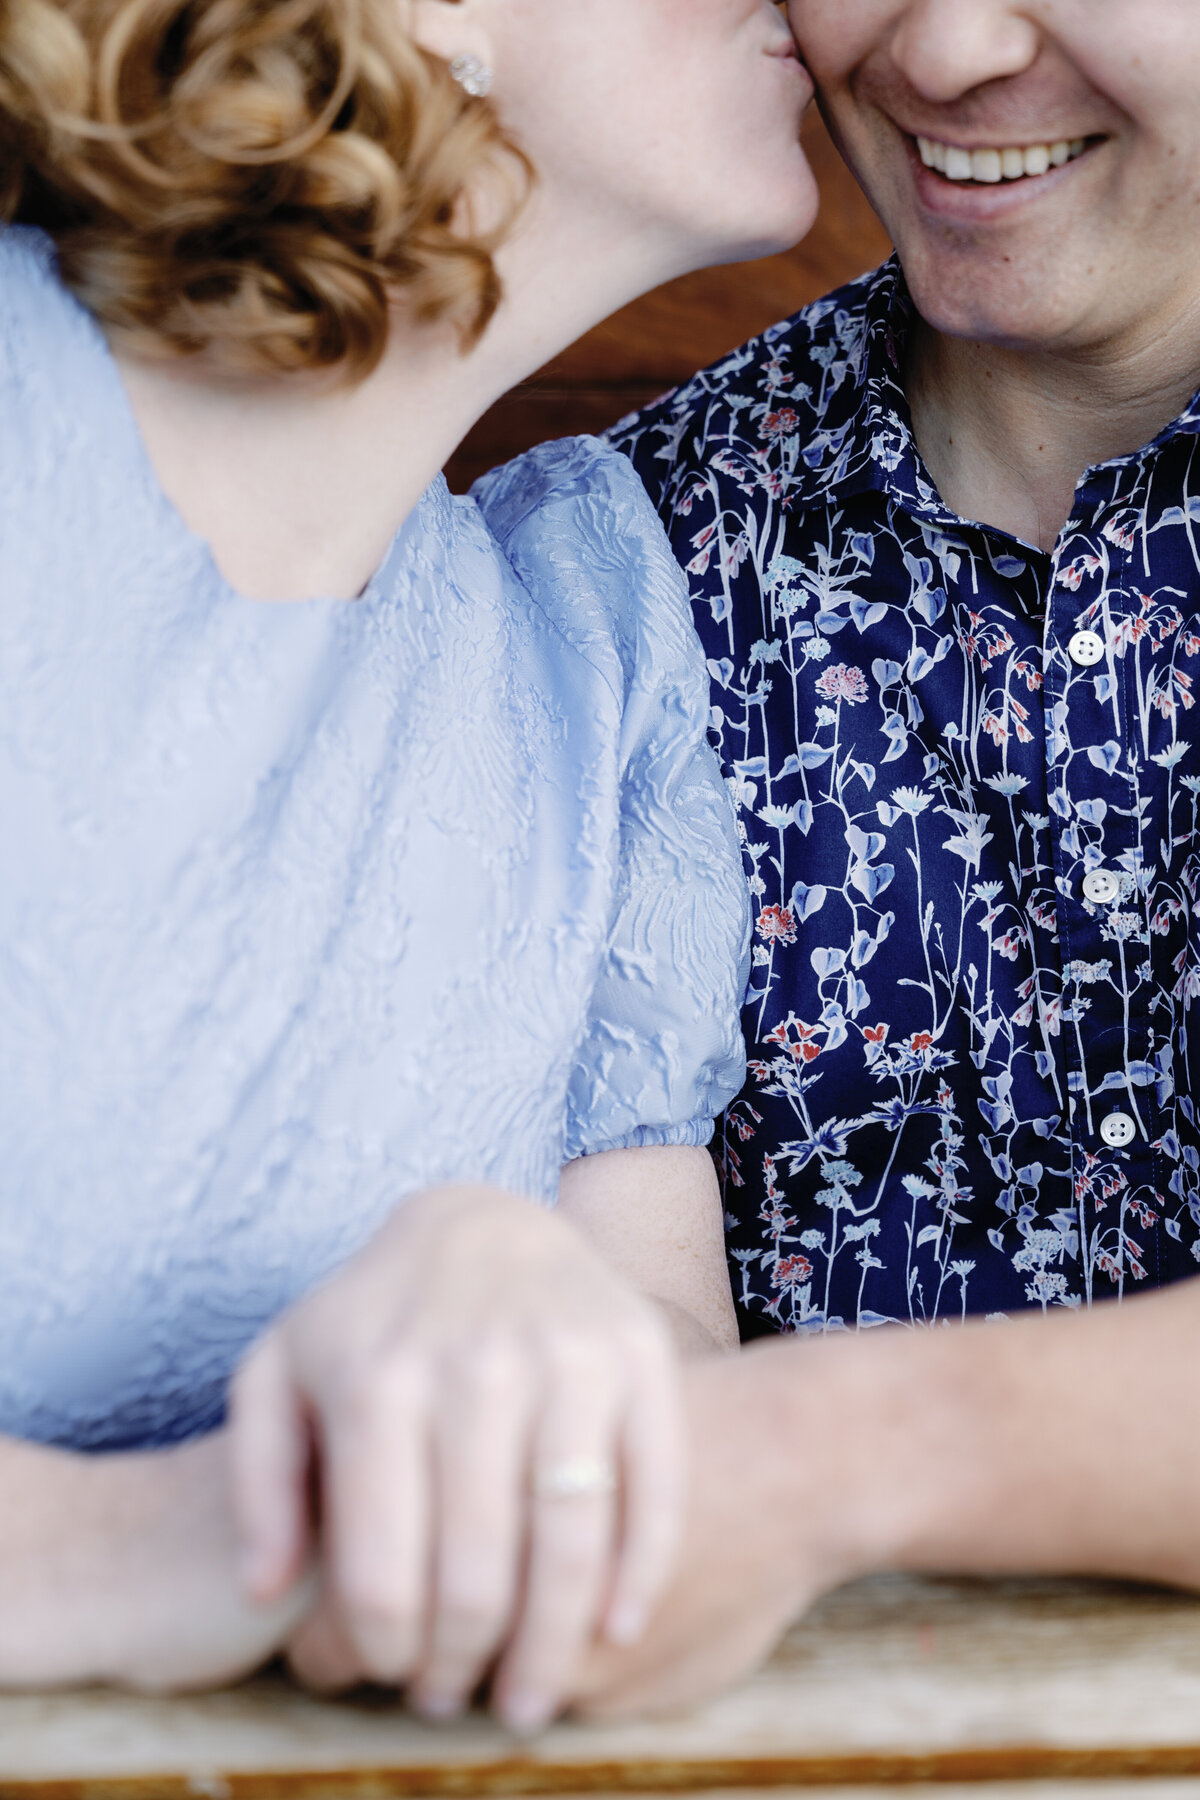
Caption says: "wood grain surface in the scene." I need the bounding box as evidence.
[6,1575,1200,1796]
[443,114,891,493]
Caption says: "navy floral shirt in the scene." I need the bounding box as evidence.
[610,259,1200,1334]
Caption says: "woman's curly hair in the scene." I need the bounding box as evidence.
[0,0,529,377]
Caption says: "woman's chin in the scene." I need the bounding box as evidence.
[705,168,820,268]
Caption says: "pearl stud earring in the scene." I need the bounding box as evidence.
[449,54,493,98]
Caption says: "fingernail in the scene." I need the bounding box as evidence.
[414,1690,464,1722]
[237,1544,277,1598]
[503,1692,553,1737]
[605,1602,648,1646]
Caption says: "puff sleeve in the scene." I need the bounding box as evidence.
[472,437,751,1161]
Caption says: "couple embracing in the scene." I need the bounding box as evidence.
[2,0,1199,1731]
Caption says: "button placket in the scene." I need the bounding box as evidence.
[1048,517,1153,1174]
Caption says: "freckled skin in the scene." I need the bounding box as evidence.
[788,0,1200,362]
[488,0,819,275]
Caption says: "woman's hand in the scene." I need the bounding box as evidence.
[0,1430,309,1694]
[229,1183,684,1732]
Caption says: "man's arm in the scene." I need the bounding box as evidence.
[877,1279,1200,1590]
[0,1430,307,1691]
[558,1145,740,1354]
[573,1280,1200,1717]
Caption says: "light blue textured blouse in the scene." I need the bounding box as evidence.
[0,227,750,1452]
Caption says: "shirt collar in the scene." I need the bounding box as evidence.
[787,255,1200,525]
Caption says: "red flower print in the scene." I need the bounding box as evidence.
[760,407,801,441]
[814,663,869,704]
[757,904,798,945]
[772,1253,814,1289]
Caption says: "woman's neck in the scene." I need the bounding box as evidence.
[113,199,674,604]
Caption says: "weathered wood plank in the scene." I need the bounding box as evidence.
[5,1576,1200,1794]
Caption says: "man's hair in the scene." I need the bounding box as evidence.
[0,0,529,379]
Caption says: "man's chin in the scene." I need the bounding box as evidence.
[897,247,1094,358]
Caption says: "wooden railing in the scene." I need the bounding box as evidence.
[6,1575,1200,1793]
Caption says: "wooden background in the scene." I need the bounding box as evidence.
[444,113,892,494]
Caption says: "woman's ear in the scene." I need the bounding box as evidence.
[406,0,493,72]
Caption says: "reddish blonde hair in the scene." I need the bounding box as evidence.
[0,0,528,377]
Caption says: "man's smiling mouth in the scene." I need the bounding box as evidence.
[915,135,1092,184]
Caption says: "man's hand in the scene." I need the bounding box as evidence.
[571,1281,1200,1721]
[567,1341,865,1718]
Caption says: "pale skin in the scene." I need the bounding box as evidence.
[569,0,1200,1721]
[0,1154,732,1703]
[0,0,816,1732]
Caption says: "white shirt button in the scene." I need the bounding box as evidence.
[1100,1111,1136,1149]
[1068,629,1105,667]
[1082,869,1121,905]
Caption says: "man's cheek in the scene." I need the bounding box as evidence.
[786,0,877,73]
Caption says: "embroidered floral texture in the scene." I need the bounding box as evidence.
[612,258,1200,1332]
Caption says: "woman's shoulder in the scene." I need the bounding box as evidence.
[471,432,648,525]
[0,226,92,372]
[0,222,61,296]
[470,434,703,709]
[0,226,130,469]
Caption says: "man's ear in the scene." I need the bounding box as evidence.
[405,0,493,71]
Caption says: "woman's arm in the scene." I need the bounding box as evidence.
[0,1430,307,1692]
[573,1277,1200,1717]
[557,1146,739,1355]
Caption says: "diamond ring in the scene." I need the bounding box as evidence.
[531,1457,618,1501]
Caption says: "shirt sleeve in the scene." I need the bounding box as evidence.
[471,436,751,1160]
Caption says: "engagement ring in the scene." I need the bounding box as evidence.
[532,1457,618,1500]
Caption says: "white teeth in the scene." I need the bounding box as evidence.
[971,148,1003,184]
[917,134,1091,182]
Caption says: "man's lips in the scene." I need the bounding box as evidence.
[913,132,1094,184]
[893,123,1107,219]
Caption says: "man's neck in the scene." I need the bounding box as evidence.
[904,314,1200,554]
